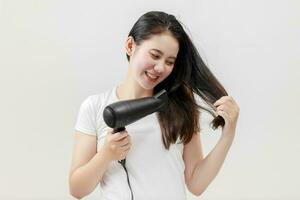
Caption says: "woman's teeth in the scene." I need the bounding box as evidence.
[146,72,158,80]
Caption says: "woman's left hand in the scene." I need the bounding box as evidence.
[213,96,240,137]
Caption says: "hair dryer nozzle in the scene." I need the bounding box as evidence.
[103,89,168,128]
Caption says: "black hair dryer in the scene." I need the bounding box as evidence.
[102,89,168,165]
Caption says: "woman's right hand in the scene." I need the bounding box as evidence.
[102,128,132,161]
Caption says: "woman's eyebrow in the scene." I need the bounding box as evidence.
[150,48,176,60]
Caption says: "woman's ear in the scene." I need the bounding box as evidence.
[125,36,136,57]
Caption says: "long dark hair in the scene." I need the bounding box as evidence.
[126,11,228,149]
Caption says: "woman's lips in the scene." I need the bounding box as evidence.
[145,71,159,82]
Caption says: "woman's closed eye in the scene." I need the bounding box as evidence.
[150,53,174,66]
[150,53,160,59]
[166,61,174,66]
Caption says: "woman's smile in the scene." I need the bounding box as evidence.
[145,71,159,82]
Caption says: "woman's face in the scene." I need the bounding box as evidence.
[128,32,179,90]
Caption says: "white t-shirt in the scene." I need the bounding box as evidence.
[74,86,187,200]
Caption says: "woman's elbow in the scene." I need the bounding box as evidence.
[69,175,87,199]
[69,183,83,199]
[187,183,205,197]
[189,188,204,197]
[69,184,87,199]
[191,190,204,197]
[70,191,81,199]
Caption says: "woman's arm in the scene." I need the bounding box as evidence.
[185,133,235,196]
[69,129,132,199]
[69,132,111,199]
[184,96,239,196]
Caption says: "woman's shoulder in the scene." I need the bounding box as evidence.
[85,86,117,111]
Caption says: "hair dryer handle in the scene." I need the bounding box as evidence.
[112,126,126,165]
[113,127,125,133]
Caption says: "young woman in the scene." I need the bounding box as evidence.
[69,11,239,200]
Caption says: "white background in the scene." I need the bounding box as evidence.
[0,0,299,199]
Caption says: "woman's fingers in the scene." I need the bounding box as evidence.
[119,135,131,148]
[113,131,129,141]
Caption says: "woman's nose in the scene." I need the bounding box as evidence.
[154,61,165,74]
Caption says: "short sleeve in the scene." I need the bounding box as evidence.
[74,96,97,136]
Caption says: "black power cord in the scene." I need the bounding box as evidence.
[118,159,134,200]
